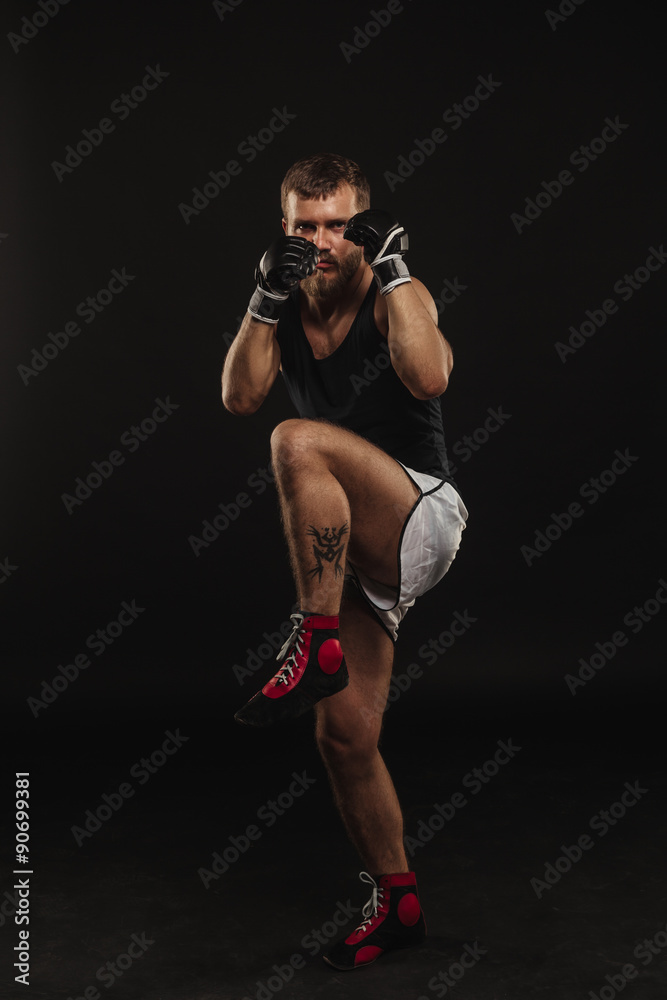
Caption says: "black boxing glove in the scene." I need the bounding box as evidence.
[343,210,410,295]
[247,236,319,323]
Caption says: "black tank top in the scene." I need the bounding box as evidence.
[276,282,457,486]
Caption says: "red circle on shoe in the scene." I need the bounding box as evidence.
[354,945,383,966]
[318,638,343,674]
[397,892,421,926]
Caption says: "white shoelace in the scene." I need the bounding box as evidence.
[274,613,305,686]
[355,871,385,933]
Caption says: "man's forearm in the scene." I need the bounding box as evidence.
[385,284,452,400]
[221,313,280,415]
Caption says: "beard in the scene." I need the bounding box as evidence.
[299,246,364,301]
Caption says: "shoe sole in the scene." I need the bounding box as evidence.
[322,932,427,971]
[322,953,379,971]
[234,671,349,727]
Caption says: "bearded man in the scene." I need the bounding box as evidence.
[222,152,468,970]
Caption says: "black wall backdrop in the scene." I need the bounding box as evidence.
[2,1,666,998]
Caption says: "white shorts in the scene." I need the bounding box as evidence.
[345,463,469,641]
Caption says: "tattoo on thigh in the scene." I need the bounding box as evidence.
[306,523,349,582]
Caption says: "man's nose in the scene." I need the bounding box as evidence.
[312,228,331,250]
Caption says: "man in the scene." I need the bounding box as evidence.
[221,153,468,970]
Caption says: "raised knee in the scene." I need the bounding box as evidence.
[270,418,324,473]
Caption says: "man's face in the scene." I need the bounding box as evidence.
[282,183,364,301]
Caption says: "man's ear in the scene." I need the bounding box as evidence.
[281,218,287,233]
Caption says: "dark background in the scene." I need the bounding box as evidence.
[2,1,666,998]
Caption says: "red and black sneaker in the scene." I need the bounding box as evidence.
[233,611,348,727]
[323,871,426,970]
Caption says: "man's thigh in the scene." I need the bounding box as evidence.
[272,418,420,588]
[314,585,394,747]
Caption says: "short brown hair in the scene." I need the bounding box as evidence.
[281,153,370,218]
